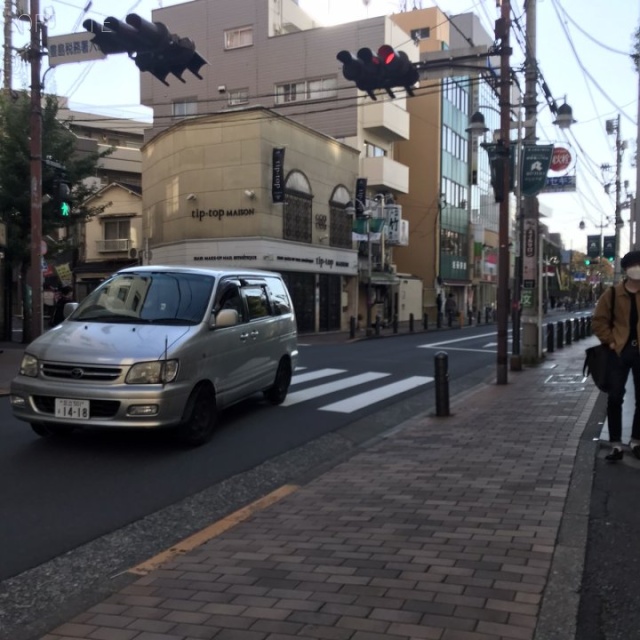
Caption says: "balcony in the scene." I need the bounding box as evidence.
[361,156,409,194]
[361,101,410,142]
[96,238,132,253]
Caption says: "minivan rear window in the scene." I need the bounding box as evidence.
[71,273,215,325]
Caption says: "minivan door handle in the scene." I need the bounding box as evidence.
[250,330,259,337]
[240,332,249,341]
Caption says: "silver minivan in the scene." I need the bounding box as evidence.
[10,266,298,445]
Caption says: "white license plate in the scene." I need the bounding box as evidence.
[54,398,90,419]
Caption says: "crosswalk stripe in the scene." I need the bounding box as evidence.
[282,372,390,407]
[291,368,346,385]
[318,376,434,413]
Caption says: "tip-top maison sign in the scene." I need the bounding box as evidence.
[192,208,256,221]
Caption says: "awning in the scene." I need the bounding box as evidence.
[362,272,400,286]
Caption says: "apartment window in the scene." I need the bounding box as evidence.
[275,76,337,104]
[172,100,198,117]
[364,142,387,158]
[99,218,131,252]
[411,27,430,41]
[228,88,249,106]
[224,26,253,50]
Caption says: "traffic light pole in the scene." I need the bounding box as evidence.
[29,0,43,341]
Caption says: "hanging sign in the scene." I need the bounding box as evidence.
[272,148,285,203]
[520,145,554,197]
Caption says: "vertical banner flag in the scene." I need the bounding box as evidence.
[272,147,285,203]
[520,145,554,197]
[352,218,385,242]
[586,235,601,258]
[355,178,367,216]
[603,235,616,261]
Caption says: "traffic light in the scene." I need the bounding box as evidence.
[377,45,419,97]
[337,44,418,100]
[83,14,207,85]
[603,235,616,262]
[584,258,591,266]
[54,177,72,217]
[337,48,383,100]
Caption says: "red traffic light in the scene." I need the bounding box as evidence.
[377,44,396,65]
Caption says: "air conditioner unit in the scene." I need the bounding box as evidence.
[128,248,138,259]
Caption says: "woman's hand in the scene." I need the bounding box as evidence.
[610,342,616,349]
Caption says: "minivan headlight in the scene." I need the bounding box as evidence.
[126,360,179,384]
[20,354,39,377]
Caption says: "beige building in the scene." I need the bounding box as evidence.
[142,107,361,333]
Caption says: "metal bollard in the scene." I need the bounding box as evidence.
[349,316,356,339]
[580,317,586,339]
[485,307,491,324]
[427,313,431,330]
[573,318,580,342]
[409,313,414,332]
[393,314,398,334]
[557,320,564,349]
[565,319,572,345]
[434,351,450,417]
[547,322,555,353]
[586,316,592,336]
[467,310,473,326]
[375,315,381,336]
[477,310,482,324]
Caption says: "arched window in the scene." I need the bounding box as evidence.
[283,171,312,244]
[329,185,353,249]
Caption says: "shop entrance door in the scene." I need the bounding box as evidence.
[318,274,341,332]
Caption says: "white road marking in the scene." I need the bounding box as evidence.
[291,368,346,385]
[282,372,390,406]
[419,346,499,353]
[418,331,500,348]
[319,376,434,413]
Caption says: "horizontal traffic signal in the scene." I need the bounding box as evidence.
[83,14,207,85]
[337,44,418,100]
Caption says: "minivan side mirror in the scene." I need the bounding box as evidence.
[64,302,79,318]
[214,308,239,328]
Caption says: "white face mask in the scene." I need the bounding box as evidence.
[626,266,640,280]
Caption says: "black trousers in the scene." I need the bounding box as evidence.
[607,342,640,443]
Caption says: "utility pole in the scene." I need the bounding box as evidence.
[2,0,11,91]
[520,0,541,362]
[635,56,640,249]
[613,114,623,281]
[28,0,43,341]
[496,0,511,384]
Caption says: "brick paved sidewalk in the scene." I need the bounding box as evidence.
[41,344,599,640]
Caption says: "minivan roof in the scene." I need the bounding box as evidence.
[117,265,282,278]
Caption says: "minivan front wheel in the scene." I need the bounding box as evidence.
[264,358,292,405]
[178,384,218,446]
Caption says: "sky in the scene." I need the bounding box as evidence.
[4,0,639,253]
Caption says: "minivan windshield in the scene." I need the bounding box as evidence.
[70,272,215,325]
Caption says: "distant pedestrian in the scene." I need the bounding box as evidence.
[49,286,74,328]
[444,294,457,328]
[592,250,640,461]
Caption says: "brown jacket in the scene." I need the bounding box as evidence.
[592,281,640,355]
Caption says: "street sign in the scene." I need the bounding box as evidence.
[550,146,572,172]
[47,32,106,66]
[542,175,577,193]
[521,289,534,308]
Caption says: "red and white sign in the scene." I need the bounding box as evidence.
[550,146,572,173]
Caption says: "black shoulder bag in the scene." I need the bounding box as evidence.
[583,286,615,392]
